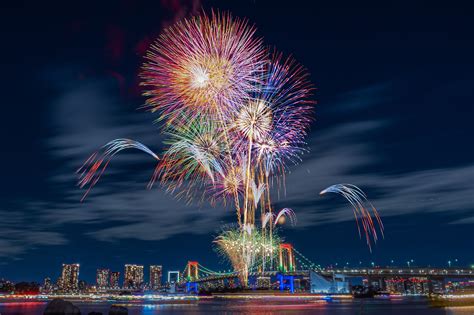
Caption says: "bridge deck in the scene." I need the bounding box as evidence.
[188,268,474,284]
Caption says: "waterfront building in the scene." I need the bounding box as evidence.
[56,277,63,291]
[310,271,332,293]
[386,278,406,293]
[256,276,270,289]
[78,279,87,292]
[150,265,162,290]
[0,279,14,293]
[42,277,52,293]
[110,271,120,289]
[124,264,144,289]
[385,277,442,295]
[96,268,110,289]
[430,279,444,294]
[61,263,80,292]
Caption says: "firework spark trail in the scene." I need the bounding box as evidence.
[262,208,297,228]
[274,208,297,227]
[251,180,265,208]
[320,184,384,250]
[77,139,159,201]
[262,212,272,229]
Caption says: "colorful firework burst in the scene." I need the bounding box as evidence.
[140,10,266,121]
[77,10,383,283]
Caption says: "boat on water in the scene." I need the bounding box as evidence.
[352,285,377,298]
[430,292,474,307]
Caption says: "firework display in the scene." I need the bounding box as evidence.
[214,225,281,278]
[77,139,159,201]
[320,184,384,250]
[140,11,266,121]
[77,10,383,284]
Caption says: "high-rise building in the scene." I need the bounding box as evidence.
[110,271,120,289]
[61,263,80,292]
[96,269,110,289]
[78,280,87,292]
[42,277,52,293]
[150,265,162,290]
[56,277,63,290]
[124,264,144,289]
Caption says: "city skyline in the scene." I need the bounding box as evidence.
[2,258,472,296]
[43,263,165,291]
[1,0,474,285]
[2,258,469,287]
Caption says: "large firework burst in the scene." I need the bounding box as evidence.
[141,11,266,121]
[77,10,383,284]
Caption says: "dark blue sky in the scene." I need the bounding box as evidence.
[1,1,474,284]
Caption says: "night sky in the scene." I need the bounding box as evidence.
[2,1,474,284]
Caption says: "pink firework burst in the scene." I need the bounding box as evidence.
[141,10,266,122]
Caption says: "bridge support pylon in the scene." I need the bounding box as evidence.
[186,281,199,294]
[279,244,295,272]
[186,261,199,280]
[277,274,295,293]
[185,261,199,294]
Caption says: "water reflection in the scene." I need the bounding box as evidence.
[0,299,473,314]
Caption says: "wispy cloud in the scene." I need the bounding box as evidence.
[0,210,67,257]
[37,71,230,243]
[276,87,474,229]
[6,72,472,259]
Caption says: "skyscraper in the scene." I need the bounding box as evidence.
[149,265,162,290]
[42,277,52,293]
[124,264,144,289]
[61,263,80,292]
[96,269,110,289]
[78,280,87,292]
[110,271,120,289]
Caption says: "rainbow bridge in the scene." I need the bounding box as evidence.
[178,243,474,294]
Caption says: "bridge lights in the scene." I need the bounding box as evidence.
[448,259,458,267]
[186,261,199,281]
[278,244,294,272]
